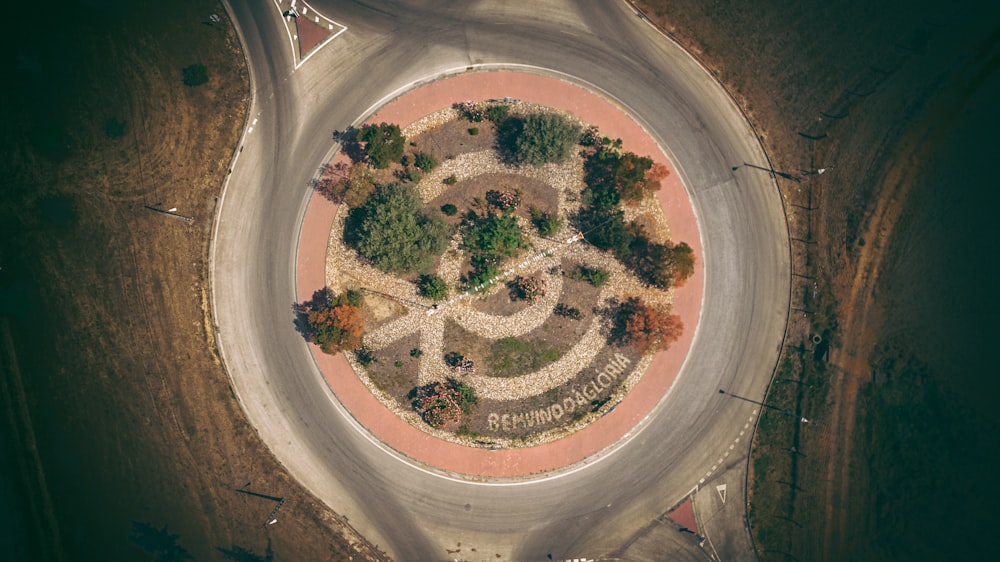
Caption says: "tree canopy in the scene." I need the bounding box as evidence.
[499,112,582,166]
[357,122,405,169]
[347,183,451,274]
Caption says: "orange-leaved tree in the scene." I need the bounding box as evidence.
[304,289,364,354]
[612,297,684,355]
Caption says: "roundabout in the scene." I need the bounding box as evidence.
[298,71,704,475]
[215,2,789,559]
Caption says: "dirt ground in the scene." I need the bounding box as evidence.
[0,3,382,561]
[636,0,999,560]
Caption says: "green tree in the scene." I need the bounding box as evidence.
[347,183,451,274]
[413,152,438,171]
[510,112,582,166]
[529,206,562,236]
[418,274,448,301]
[464,213,529,260]
[670,241,696,286]
[308,297,364,354]
[577,205,633,256]
[357,122,405,168]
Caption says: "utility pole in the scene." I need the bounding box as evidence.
[718,389,809,423]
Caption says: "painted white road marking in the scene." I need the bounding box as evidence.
[717,483,727,504]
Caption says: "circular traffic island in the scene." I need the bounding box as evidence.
[296,71,704,477]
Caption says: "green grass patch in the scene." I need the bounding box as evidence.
[488,337,560,377]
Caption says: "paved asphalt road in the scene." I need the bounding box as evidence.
[212,1,788,560]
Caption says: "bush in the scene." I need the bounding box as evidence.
[465,262,500,290]
[418,274,448,301]
[568,265,610,287]
[485,104,510,125]
[454,101,486,122]
[411,379,476,428]
[507,112,582,166]
[440,203,458,215]
[468,127,479,136]
[583,146,660,205]
[485,189,521,213]
[354,346,375,366]
[347,183,452,274]
[464,213,529,263]
[356,122,405,169]
[529,207,562,237]
[321,162,375,207]
[554,303,582,320]
[510,275,545,303]
[443,175,458,186]
[182,64,208,87]
[414,152,438,171]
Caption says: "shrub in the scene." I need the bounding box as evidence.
[554,303,582,320]
[568,265,610,287]
[412,379,476,428]
[440,203,458,215]
[454,101,486,122]
[444,351,475,373]
[356,122,405,169]
[418,274,448,301]
[347,183,452,274]
[510,275,545,303]
[468,127,480,136]
[414,152,438,171]
[410,348,423,358]
[354,345,375,366]
[530,207,562,237]
[485,189,521,213]
[443,175,458,186]
[465,262,500,290]
[485,104,510,125]
[507,112,582,166]
[463,213,528,261]
[182,64,208,87]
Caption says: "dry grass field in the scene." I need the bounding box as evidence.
[0,2,381,560]
[636,0,998,560]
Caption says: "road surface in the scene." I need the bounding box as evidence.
[212,1,788,559]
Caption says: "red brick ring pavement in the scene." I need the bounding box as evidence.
[296,70,704,479]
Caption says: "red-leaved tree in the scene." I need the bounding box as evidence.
[612,297,684,355]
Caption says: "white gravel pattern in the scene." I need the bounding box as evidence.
[325,103,676,431]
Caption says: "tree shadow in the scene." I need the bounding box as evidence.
[128,521,192,561]
[216,539,273,562]
[292,287,332,341]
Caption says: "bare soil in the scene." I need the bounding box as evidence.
[0,3,382,561]
[636,1,999,560]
